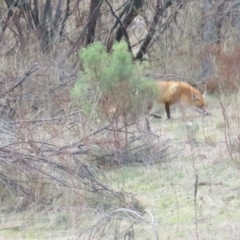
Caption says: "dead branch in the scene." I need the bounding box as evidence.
[105,0,133,55]
[0,145,120,199]
[1,63,40,96]
[79,208,159,240]
[194,174,199,240]
[135,0,174,61]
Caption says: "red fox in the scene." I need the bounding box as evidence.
[148,81,208,119]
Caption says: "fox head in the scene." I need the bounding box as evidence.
[191,91,209,115]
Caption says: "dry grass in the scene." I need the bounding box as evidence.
[105,94,240,239]
[1,92,240,239]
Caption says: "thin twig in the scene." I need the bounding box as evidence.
[194,174,199,240]
[2,63,40,95]
[80,208,159,240]
[15,110,83,123]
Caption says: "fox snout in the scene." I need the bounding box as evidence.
[194,106,210,116]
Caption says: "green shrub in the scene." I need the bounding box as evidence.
[71,41,157,123]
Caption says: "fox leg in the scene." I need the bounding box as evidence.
[146,101,161,119]
[165,102,171,119]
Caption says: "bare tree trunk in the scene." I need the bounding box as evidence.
[230,1,240,42]
[59,0,70,37]
[200,0,225,80]
[40,0,53,53]
[85,0,103,46]
[115,0,144,42]
[3,0,73,54]
[32,0,40,27]
[135,0,174,61]
[106,0,143,53]
[202,0,225,44]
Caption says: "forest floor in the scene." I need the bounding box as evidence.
[1,93,240,239]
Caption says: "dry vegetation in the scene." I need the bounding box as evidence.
[0,0,240,239]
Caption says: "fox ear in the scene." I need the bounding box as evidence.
[192,92,198,101]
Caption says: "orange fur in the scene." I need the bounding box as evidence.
[149,81,208,119]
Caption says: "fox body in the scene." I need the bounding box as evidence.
[149,81,207,119]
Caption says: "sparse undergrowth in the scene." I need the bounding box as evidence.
[1,93,240,239]
[1,1,240,239]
